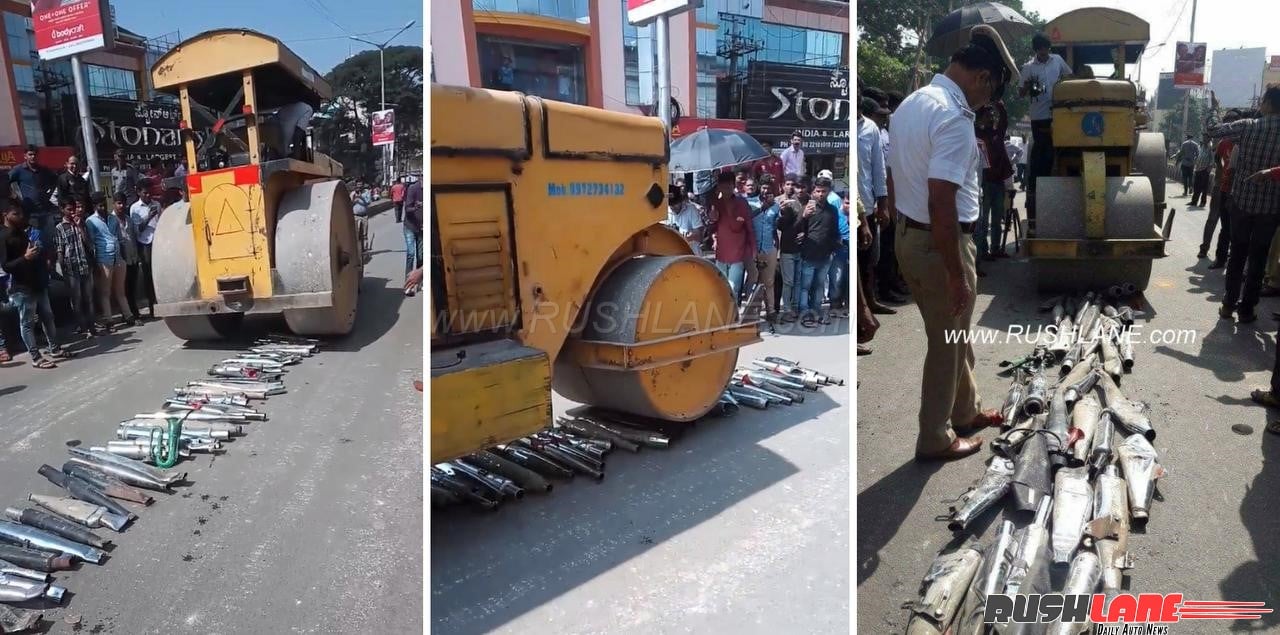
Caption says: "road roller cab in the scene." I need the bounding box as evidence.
[1025,8,1172,291]
[148,29,361,340]
[429,85,761,463]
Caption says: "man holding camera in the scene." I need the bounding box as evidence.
[1019,33,1072,222]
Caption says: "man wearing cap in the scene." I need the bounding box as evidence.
[887,25,1017,461]
[1019,33,1073,221]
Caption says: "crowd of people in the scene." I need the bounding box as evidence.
[667,158,851,326]
[0,147,176,368]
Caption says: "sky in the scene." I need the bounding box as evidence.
[1022,0,1280,95]
[112,0,424,74]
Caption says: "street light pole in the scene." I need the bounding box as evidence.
[350,20,415,184]
[1179,0,1198,140]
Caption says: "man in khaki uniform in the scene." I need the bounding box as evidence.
[887,25,1019,461]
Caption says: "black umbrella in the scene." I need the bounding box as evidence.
[668,128,770,174]
[923,2,1035,58]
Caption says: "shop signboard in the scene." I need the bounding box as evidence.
[62,95,209,170]
[743,61,850,156]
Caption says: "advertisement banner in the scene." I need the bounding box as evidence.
[61,95,208,170]
[1209,47,1267,109]
[1173,41,1207,88]
[371,109,395,146]
[743,62,850,156]
[626,0,697,26]
[32,0,114,61]
[1271,55,1280,71]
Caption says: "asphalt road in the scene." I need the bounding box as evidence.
[0,210,422,634]
[858,184,1280,633]
[431,320,851,634]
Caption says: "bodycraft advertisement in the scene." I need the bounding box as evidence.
[32,0,114,61]
[743,61,850,156]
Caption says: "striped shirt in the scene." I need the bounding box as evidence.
[1209,113,1280,216]
[53,220,92,276]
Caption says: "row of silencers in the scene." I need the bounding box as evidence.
[162,399,267,421]
[185,379,286,399]
[208,363,285,382]
[730,380,794,406]
[61,463,153,505]
[555,418,641,453]
[733,370,806,403]
[218,357,288,375]
[0,571,65,604]
[514,437,605,481]
[171,391,250,408]
[430,463,520,511]
[0,543,74,572]
[759,356,844,386]
[123,419,244,438]
[726,387,769,409]
[561,416,671,450]
[0,518,105,564]
[36,465,135,520]
[4,506,109,549]
[118,423,231,442]
[67,447,187,492]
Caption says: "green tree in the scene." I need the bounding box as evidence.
[315,45,424,179]
[856,0,1044,125]
[1157,93,1210,148]
[857,38,911,95]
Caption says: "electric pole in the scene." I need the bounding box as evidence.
[717,14,761,120]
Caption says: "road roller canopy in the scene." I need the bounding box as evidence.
[1045,8,1148,68]
[151,29,333,110]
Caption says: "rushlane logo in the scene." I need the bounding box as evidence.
[984,594,1271,630]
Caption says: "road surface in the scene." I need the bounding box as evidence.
[858,185,1280,633]
[432,320,851,634]
[0,210,422,633]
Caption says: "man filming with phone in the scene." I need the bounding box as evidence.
[1019,32,1073,222]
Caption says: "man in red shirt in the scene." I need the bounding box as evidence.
[709,171,756,302]
[391,177,406,223]
[1201,110,1242,267]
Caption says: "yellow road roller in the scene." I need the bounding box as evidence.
[149,29,360,339]
[430,85,761,463]
[1025,8,1172,291]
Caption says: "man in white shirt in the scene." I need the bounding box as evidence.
[779,133,805,179]
[1019,33,1072,220]
[129,189,162,317]
[666,185,705,255]
[888,25,1019,462]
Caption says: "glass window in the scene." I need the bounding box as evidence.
[85,64,138,100]
[5,12,32,60]
[474,0,587,22]
[21,104,43,146]
[12,64,34,93]
[621,0,656,106]
[477,35,587,105]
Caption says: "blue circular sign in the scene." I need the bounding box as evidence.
[1082,112,1105,137]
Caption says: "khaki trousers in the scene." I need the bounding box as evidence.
[895,221,981,454]
[94,261,134,322]
[744,249,779,314]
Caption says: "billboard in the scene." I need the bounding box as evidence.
[626,0,697,26]
[33,0,114,61]
[1155,73,1187,110]
[1210,48,1267,109]
[371,109,395,146]
[1174,41,1207,87]
[743,62,850,155]
[1272,55,1280,71]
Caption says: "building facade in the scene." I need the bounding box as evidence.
[432,0,849,173]
[0,0,175,165]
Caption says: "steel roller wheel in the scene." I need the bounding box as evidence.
[1134,132,1167,224]
[553,255,739,421]
[149,200,243,340]
[276,180,361,336]
[1033,176,1157,292]
[162,314,246,340]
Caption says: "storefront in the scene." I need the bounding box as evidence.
[742,61,850,182]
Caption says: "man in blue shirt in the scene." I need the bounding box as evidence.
[84,191,138,327]
[746,174,781,320]
[818,169,852,315]
[7,146,55,253]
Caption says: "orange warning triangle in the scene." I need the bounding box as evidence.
[212,199,245,235]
